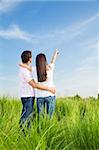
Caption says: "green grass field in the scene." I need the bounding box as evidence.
[0,96,99,150]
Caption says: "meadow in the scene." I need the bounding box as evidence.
[0,96,99,150]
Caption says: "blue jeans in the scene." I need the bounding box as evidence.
[37,96,56,118]
[19,97,35,128]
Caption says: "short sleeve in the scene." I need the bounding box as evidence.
[25,69,33,83]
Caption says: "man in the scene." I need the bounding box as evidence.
[19,50,55,129]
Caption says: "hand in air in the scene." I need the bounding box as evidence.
[55,49,59,55]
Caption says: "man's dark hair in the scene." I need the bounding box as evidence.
[21,50,32,63]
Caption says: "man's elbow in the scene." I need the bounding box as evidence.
[33,83,37,88]
[28,80,37,88]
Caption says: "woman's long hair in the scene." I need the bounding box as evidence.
[36,53,47,82]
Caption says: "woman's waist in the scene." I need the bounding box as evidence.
[38,81,55,87]
[35,90,56,97]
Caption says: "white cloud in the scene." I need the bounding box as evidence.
[0,0,20,13]
[0,13,98,44]
[32,13,99,47]
[0,24,34,42]
[75,13,99,29]
[53,13,98,36]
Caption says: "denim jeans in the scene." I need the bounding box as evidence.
[19,97,35,129]
[37,96,56,118]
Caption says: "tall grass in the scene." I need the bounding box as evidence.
[0,96,99,150]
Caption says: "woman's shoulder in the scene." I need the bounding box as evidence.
[32,66,37,81]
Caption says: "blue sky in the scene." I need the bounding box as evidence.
[0,0,98,97]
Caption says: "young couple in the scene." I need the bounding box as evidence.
[19,49,59,128]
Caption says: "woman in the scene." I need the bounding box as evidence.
[20,49,59,118]
[36,49,59,118]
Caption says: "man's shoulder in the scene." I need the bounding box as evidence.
[19,67,31,74]
[19,67,33,82]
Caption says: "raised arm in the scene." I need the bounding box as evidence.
[51,49,59,64]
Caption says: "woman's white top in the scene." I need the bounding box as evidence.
[33,63,55,98]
